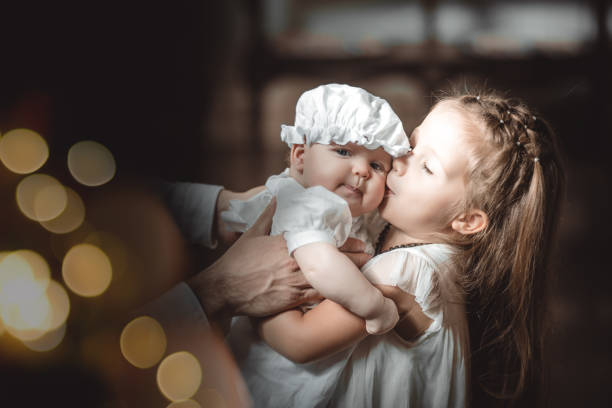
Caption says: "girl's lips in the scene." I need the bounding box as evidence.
[385,185,395,197]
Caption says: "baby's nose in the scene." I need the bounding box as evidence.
[353,158,370,177]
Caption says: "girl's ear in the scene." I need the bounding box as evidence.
[290,144,306,174]
[451,209,489,235]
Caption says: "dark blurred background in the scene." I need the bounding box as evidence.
[0,0,610,406]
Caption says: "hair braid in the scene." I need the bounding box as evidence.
[440,90,565,402]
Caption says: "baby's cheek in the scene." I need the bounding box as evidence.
[370,175,388,207]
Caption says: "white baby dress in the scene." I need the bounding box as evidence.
[226,244,469,408]
[221,168,385,255]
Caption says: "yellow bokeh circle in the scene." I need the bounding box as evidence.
[67,141,116,186]
[1,292,51,341]
[0,250,50,307]
[167,399,201,408]
[198,388,226,408]
[16,174,68,221]
[157,351,202,402]
[120,316,167,369]
[23,323,66,352]
[43,280,71,331]
[40,187,86,234]
[0,128,49,174]
[62,243,112,297]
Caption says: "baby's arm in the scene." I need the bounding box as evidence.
[256,299,367,363]
[257,285,431,363]
[293,242,398,334]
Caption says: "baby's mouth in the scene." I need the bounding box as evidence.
[385,186,395,197]
[343,184,362,195]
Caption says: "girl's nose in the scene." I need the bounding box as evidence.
[392,154,409,175]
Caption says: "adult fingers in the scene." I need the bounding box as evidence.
[300,288,323,304]
[242,197,277,238]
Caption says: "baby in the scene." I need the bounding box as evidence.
[221,83,411,334]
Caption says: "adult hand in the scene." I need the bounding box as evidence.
[189,198,320,328]
[339,238,372,268]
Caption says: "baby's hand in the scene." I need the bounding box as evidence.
[364,297,399,335]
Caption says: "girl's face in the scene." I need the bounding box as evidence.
[380,101,471,242]
[300,142,391,216]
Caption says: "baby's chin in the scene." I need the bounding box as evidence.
[349,202,381,217]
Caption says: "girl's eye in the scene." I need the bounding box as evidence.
[422,162,433,175]
[335,149,351,157]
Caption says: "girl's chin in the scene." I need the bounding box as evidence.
[378,201,390,218]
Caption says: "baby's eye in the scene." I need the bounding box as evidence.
[335,149,351,157]
[370,162,387,172]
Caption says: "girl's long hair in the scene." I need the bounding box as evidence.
[441,90,565,404]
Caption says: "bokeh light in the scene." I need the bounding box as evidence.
[1,291,50,341]
[167,400,201,408]
[0,251,50,307]
[198,388,226,408]
[22,323,66,352]
[120,316,167,369]
[40,187,86,234]
[16,250,52,285]
[0,128,49,174]
[62,243,112,297]
[0,250,69,343]
[43,280,70,331]
[0,252,69,343]
[157,351,202,402]
[67,140,116,186]
[0,251,50,341]
[16,174,68,221]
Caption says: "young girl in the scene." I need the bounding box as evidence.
[222,83,411,336]
[229,89,564,407]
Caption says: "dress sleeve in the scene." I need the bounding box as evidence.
[276,186,353,254]
[362,248,447,326]
[220,189,274,233]
[220,169,294,233]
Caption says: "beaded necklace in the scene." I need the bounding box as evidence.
[374,223,432,256]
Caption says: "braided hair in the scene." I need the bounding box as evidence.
[439,91,565,402]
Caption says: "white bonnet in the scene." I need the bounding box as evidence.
[280,83,411,158]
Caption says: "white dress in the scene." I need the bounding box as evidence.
[221,169,385,255]
[226,244,469,408]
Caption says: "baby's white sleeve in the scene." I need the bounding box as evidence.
[220,169,298,233]
[275,186,353,254]
[220,189,274,233]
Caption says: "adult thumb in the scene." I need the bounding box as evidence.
[242,197,276,238]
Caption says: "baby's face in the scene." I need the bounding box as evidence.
[301,142,391,216]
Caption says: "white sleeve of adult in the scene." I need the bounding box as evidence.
[162,182,223,248]
[138,282,210,332]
